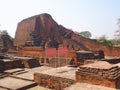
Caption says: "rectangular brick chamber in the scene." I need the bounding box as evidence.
[76,61,120,89]
[34,73,75,90]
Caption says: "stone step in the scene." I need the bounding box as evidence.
[12,70,28,75]
[5,68,25,75]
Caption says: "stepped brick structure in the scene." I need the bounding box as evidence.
[76,61,120,88]
[14,13,120,57]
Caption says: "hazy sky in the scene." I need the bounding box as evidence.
[0,0,120,39]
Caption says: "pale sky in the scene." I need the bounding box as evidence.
[0,0,120,39]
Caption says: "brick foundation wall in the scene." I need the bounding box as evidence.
[75,61,120,89]
[76,61,120,89]
[4,60,23,70]
[76,71,120,88]
[34,73,75,90]
[0,57,40,71]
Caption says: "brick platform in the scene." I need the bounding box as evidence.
[34,73,75,90]
[34,66,76,90]
[76,61,120,89]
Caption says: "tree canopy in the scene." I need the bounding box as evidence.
[0,30,13,52]
[79,31,92,38]
[97,35,113,46]
[0,30,8,35]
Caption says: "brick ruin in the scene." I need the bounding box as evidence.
[76,61,120,88]
[14,13,120,57]
[0,54,40,73]
[0,52,120,89]
[34,73,75,90]
[1,13,120,89]
[17,46,105,67]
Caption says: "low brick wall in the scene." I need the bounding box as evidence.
[39,57,72,67]
[76,71,120,88]
[0,56,40,71]
[34,73,75,90]
[0,59,23,71]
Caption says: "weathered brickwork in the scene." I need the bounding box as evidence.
[76,71,120,88]
[18,46,44,57]
[71,33,120,57]
[76,61,120,89]
[14,13,120,57]
[34,73,75,90]
[18,46,105,67]
[0,59,23,71]
[39,57,72,67]
[0,56,40,72]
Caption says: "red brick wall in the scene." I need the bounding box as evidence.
[76,71,119,88]
[18,47,44,57]
[19,47,70,58]
[72,33,120,57]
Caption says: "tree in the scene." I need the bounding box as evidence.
[97,35,113,46]
[0,30,8,35]
[79,31,92,38]
[0,30,13,52]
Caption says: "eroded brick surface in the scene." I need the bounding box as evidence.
[14,13,120,57]
[76,61,120,89]
[34,73,75,90]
